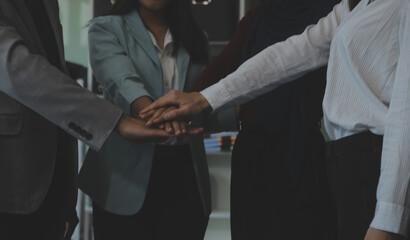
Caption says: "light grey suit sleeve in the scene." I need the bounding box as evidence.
[0,19,123,151]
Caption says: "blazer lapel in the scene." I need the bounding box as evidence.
[42,0,68,73]
[12,0,47,57]
[123,11,161,67]
[177,47,190,92]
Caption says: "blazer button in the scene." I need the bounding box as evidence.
[85,133,93,140]
[69,122,76,129]
[80,129,87,136]
[73,126,81,132]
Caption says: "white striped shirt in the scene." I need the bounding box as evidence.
[200,0,410,236]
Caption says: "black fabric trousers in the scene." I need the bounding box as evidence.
[230,122,336,240]
[0,146,68,240]
[92,145,208,240]
[327,131,386,240]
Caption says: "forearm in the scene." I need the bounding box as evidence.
[0,22,123,150]
[200,3,343,112]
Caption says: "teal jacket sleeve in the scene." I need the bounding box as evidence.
[88,17,152,115]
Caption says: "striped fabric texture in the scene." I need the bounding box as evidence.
[201,0,410,236]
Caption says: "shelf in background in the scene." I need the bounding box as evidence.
[210,211,230,219]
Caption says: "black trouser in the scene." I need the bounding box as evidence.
[327,131,384,240]
[0,149,67,240]
[92,145,208,240]
[231,122,336,240]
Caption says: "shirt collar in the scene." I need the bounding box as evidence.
[148,29,173,53]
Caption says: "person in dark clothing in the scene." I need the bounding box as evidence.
[143,0,410,239]
[0,1,173,239]
[145,0,339,239]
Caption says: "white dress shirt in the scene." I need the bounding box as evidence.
[148,29,181,145]
[201,0,410,236]
[147,30,178,95]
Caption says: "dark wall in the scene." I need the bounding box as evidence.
[93,0,112,17]
[191,0,238,42]
[93,0,239,42]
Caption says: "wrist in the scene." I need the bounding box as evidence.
[196,93,212,114]
[131,96,153,117]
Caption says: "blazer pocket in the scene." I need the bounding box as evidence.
[0,115,22,136]
[0,91,20,114]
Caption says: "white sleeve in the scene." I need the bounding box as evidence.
[370,2,410,236]
[201,1,346,112]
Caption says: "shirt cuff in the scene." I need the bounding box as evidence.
[370,201,410,237]
[200,83,231,112]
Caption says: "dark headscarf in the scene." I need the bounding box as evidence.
[239,0,339,200]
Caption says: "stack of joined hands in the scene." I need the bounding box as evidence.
[138,90,211,140]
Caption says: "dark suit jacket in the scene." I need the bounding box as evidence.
[0,0,123,218]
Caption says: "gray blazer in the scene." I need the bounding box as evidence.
[0,0,122,215]
[78,11,237,216]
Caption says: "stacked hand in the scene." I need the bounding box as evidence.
[140,90,212,126]
[115,92,207,143]
[140,106,189,135]
[115,114,172,143]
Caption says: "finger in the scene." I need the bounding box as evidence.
[164,107,192,121]
[146,108,167,127]
[140,90,179,114]
[139,108,156,120]
[180,121,187,134]
[159,124,165,129]
[151,107,167,120]
[165,122,173,133]
[151,107,191,124]
[152,106,178,128]
[172,120,182,136]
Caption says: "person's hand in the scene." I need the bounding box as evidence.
[364,227,403,240]
[139,90,212,125]
[131,96,153,119]
[142,106,203,136]
[115,114,174,143]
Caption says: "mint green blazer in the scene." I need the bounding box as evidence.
[78,10,236,216]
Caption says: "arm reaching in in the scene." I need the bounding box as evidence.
[140,90,212,125]
[116,114,174,143]
[364,228,403,240]
[133,97,203,136]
